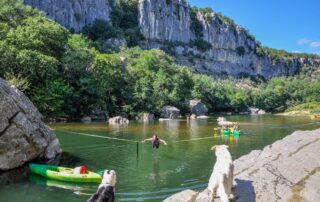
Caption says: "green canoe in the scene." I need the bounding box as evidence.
[221,129,231,135]
[29,163,102,183]
[233,130,241,136]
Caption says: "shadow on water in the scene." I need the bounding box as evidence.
[0,166,29,186]
[233,178,256,202]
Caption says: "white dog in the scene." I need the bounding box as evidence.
[208,145,234,202]
[87,170,117,202]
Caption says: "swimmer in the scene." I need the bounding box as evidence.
[141,134,168,149]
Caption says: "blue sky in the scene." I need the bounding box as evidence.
[188,0,320,55]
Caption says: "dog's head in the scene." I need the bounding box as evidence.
[211,145,229,156]
[101,170,117,187]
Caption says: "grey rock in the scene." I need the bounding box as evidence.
[163,189,198,202]
[0,78,61,171]
[142,113,155,122]
[108,116,129,124]
[257,109,266,115]
[105,38,127,50]
[160,106,180,119]
[80,116,92,123]
[189,100,208,116]
[164,128,320,202]
[24,0,320,78]
[248,107,266,115]
[139,0,193,43]
[138,0,320,78]
[24,0,111,32]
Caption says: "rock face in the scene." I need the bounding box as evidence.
[23,0,320,78]
[108,116,129,124]
[142,113,155,122]
[24,0,111,32]
[160,106,180,119]
[138,0,320,78]
[164,128,320,201]
[189,100,208,116]
[138,0,193,43]
[0,78,61,171]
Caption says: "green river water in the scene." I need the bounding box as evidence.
[1,115,320,202]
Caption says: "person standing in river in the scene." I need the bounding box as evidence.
[141,134,168,149]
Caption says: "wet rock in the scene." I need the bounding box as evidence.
[160,106,180,119]
[0,78,61,171]
[189,100,208,116]
[108,116,129,124]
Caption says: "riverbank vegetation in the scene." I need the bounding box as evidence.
[0,0,320,120]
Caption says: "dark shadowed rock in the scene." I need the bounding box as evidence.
[0,78,61,171]
[160,106,180,119]
[189,100,208,117]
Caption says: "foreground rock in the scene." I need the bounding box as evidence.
[160,106,180,119]
[163,190,198,202]
[189,100,208,118]
[164,128,320,201]
[108,116,129,124]
[0,78,61,171]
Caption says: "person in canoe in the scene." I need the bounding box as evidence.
[141,134,168,149]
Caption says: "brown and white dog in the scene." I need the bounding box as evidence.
[87,170,117,202]
[208,145,234,202]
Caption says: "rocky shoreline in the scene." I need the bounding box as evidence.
[164,128,320,202]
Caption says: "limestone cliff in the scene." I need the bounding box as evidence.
[24,0,111,32]
[24,0,320,78]
[138,0,193,43]
[138,0,320,78]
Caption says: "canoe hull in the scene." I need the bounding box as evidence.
[29,164,101,183]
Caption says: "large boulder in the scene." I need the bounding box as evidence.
[160,106,180,119]
[248,107,266,115]
[142,113,155,122]
[189,100,208,116]
[108,116,129,124]
[0,78,61,171]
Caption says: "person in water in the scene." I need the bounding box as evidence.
[141,135,168,149]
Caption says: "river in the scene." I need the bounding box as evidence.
[1,115,319,202]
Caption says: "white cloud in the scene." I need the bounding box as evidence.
[292,50,301,53]
[310,41,320,48]
[297,38,310,45]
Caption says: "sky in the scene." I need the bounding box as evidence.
[188,0,320,55]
